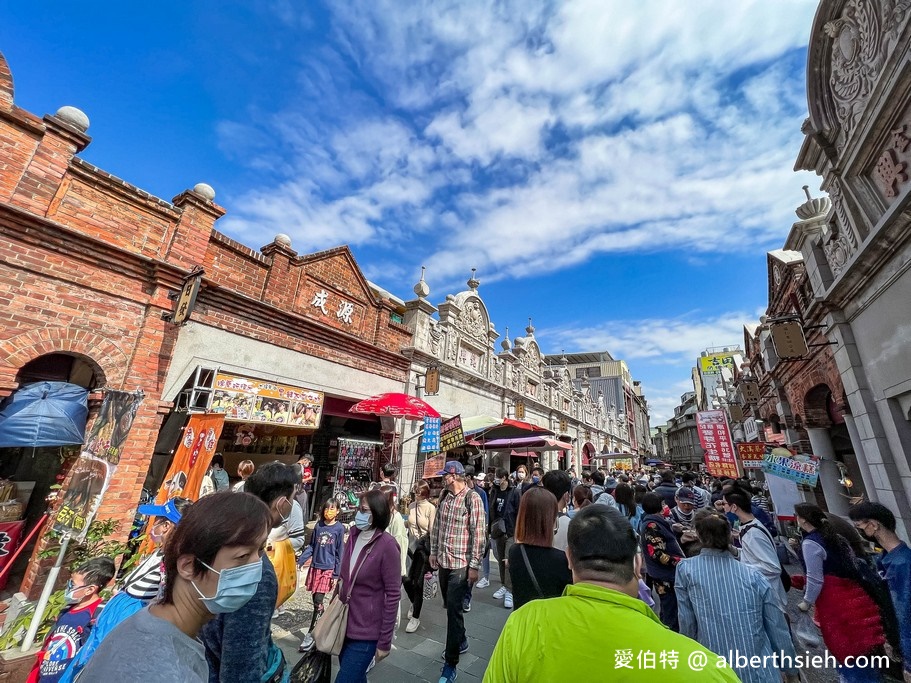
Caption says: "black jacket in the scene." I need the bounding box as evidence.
[653,482,679,509]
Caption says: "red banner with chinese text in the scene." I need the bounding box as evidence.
[696,411,739,478]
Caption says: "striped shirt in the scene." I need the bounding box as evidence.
[430,487,486,570]
[122,551,164,600]
[676,549,796,683]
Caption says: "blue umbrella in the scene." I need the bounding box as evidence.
[0,381,89,448]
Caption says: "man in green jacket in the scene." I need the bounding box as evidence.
[484,506,740,683]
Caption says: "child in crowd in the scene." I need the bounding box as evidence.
[298,499,345,652]
[29,556,116,683]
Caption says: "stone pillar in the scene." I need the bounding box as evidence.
[843,413,875,502]
[806,427,849,518]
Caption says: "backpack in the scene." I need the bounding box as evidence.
[741,522,791,591]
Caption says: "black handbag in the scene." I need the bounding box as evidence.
[290,648,331,683]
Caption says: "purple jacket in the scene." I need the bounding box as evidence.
[339,528,401,651]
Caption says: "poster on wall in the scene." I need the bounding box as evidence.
[696,410,739,478]
[761,447,820,487]
[439,415,464,453]
[54,390,144,540]
[211,373,324,428]
[422,455,446,479]
[736,443,769,470]
[155,413,226,503]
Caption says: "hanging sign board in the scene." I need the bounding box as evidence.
[155,413,226,502]
[736,442,769,470]
[421,416,441,453]
[696,410,739,478]
[211,373,324,428]
[54,390,144,540]
[439,415,465,453]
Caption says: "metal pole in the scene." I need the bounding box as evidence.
[22,534,70,651]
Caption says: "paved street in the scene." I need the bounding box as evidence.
[273,565,510,682]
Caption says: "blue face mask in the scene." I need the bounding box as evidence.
[193,559,263,614]
[355,511,373,531]
[532,476,540,484]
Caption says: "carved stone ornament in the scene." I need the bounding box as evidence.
[429,322,442,356]
[824,0,910,138]
[521,343,540,373]
[512,367,521,391]
[824,224,852,277]
[457,299,487,340]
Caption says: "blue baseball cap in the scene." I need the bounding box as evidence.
[437,461,466,476]
[138,498,183,524]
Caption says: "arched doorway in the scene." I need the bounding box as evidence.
[0,353,103,594]
[803,384,863,515]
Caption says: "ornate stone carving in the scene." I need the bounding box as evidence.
[875,148,908,196]
[825,0,910,138]
[457,299,487,340]
[521,343,540,373]
[511,367,521,391]
[429,322,442,356]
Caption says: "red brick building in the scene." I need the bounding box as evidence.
[0,51,412,596]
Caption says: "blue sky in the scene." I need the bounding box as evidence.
[1,1,820,425]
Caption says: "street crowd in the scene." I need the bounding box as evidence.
[27,456,911,683]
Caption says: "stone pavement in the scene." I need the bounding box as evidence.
[272,566,510,682]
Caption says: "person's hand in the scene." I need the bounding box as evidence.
[798,600,811,612]
[671,523,684,534]
[468,568,479,584]
[681,530,699,544]
[788,537,799,548]
[429,554,439,570]
[902,668,911,683]
[376,649,391,662]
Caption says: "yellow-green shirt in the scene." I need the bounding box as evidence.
[484,583,742,683]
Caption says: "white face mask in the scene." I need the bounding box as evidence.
[192,559,263,614]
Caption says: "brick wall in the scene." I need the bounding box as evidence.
[0,49,413,597]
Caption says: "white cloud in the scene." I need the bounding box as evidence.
[216,0,820,279]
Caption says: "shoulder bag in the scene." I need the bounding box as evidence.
[312,535,377,655]
[519,544,545,599]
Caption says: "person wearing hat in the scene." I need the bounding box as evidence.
[430,461,486,683]
[60,497,193,682]
[670,486,701,556]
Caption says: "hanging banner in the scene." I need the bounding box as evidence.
[211,373,324,428]
[421,417,441,453]
[156,413,226,502]
[0,520,25,590]
[736,442,769,470]
[54,390,144,540]
[696,410,739,479]
[439,415,464,453]
[761,447,820,487]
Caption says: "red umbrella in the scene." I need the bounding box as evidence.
[349,393,440,420]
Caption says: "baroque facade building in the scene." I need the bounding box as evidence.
[401,275,620,483]
[792,0,911,536]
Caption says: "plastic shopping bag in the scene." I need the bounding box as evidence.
[266,537,298,607]
[792,610,822,650]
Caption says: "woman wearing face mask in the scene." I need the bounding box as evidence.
[60,498,192,682]
[336,489,402,682]
[488,469,513,604]
[76,492,271,682]
[403,480,436,633]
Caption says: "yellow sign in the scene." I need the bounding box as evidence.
[699,353,735,376]
[211,373,324,428]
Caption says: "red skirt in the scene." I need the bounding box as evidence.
[815,575,886,662]
[305,567,335,594]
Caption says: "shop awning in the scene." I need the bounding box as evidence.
[0,381,89,448]
[349,393,440,420]
[480,436,572,451]
[463,417,554,442]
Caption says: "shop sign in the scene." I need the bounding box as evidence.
[761,447,820,487]
[736,442,768,470]
[422,455,446,478]
[696,410,739,479]
[169,267,203,326]
[211,373,324,428]
[311,288,355,325]
[54,389,144,540]
[699,353,735,376]
[421,416,441,453]
[439,415,465,452]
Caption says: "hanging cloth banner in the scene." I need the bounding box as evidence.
[696,410,739,479]
[53,389,144,540]
[761,447,820,487]
[155,413,226,503]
